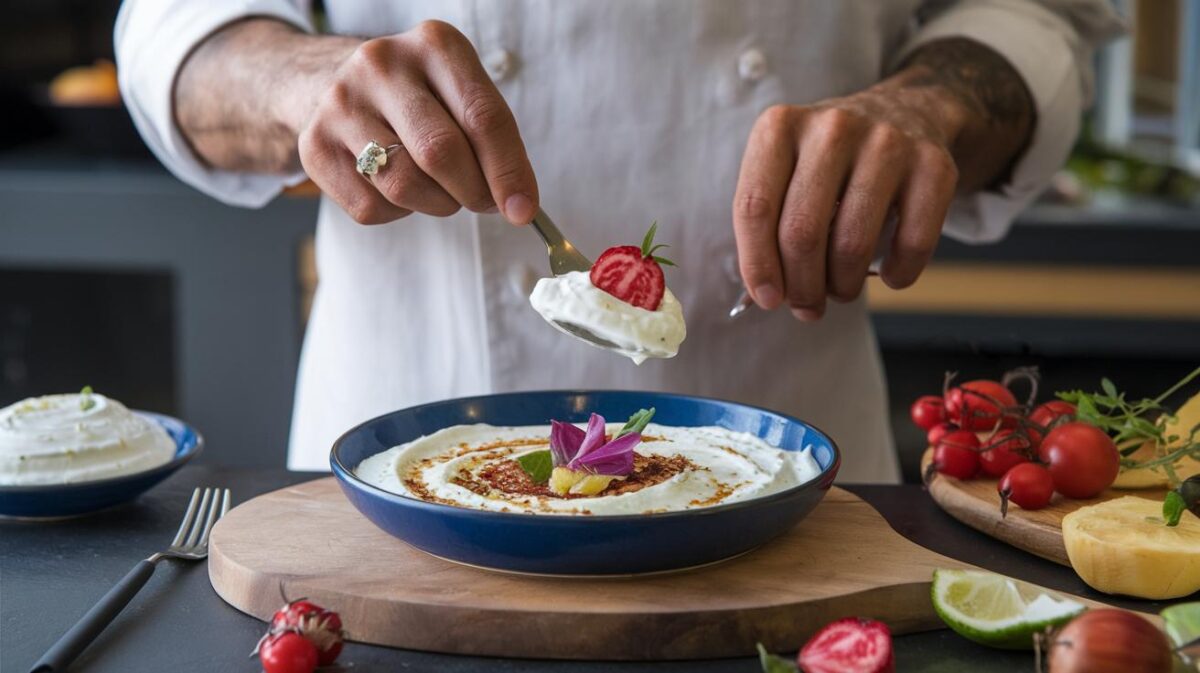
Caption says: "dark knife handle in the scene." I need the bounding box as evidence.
[29,559,157,673]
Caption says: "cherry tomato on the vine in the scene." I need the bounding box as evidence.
[927,422,959,447]
[1027,400,1076,446]
[269,599,344,666]
[931,430,981,480]
[946,380,1018,431]
[997,463,1055,514]
[910,395,946,431]
[1038,422,1119,499]
[979,428,1034,478]
[259,632,318,673]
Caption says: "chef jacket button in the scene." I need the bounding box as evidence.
[509,263,539,298]
[738,48,769,82]
[484,49,516,82]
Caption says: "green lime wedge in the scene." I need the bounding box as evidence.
[932,569,1085,649]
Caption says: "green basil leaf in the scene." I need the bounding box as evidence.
[1101,377,1118,398]
[517,450,553,484]
[1163,491,1186,527]
[756,644,799,673]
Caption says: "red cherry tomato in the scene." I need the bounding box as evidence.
[926,422,959,447]
[945,380,1018,431]
[978,428,1033,478]
[932,430,981,480]
[1027,400,1076,446]
[997,463,1055,514]
[270,600,344,666]
[259,632,318,673]
[910,395,946,431]
[1038,422,1119,499]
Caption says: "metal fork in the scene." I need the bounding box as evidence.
[30,487,231,673]
[528,208,624,351]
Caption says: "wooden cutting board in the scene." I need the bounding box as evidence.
[208,477,1099,660]
[921,449,1166,566]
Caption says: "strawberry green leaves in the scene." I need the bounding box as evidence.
[640,222,676,267]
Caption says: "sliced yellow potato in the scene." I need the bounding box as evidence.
[1062,496,1200,599]
[1113,390,1200,489]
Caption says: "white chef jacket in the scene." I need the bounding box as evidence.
[116,0,1121,481]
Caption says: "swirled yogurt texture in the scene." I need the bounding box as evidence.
[0,393,176,485]
[355,423,821,515]
[529,271,686,364]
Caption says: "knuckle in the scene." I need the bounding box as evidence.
[410,129,459,170]
[461,90,511,137]
[412,20,464,51]
[758,104,795,130]
[894,233,937,262]
[353,38,394,72]
[325,80,355,112]
[345,198,378,225]
[918,142,959,184]
[734,190,775,221]
[465,195,497,213]
[430,201,462,217]
[372,167,411,202]
[868,123,910,155]
[815,107,858,139]
[778,213,825,256]
[739,258,779,285]
[829,284,865,303]
[831,235,874,264]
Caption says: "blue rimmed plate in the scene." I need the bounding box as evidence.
[0,412,203,519]
[331,391,840,575]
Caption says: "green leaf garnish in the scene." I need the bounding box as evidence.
[756,643,799,673]
[80,385,96,411]
[617,408,656,438]
[638,221,677,269]
[517,450,553,484]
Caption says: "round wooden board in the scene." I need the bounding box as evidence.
[209,477,978,660]
[921,449,1166,566]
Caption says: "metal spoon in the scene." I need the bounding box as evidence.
[528,208,624,351]
[728,267,882,320]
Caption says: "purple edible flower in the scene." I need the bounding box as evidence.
[547,413,639,477]
[549,420,585,466]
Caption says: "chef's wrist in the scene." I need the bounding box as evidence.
[891,37,1036,192]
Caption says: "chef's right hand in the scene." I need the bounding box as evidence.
[298,21,539,225]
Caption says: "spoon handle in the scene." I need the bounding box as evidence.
[529,209,592,276]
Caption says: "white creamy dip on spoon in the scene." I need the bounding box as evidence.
[529,270,686,365]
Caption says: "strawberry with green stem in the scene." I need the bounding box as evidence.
[589,222,676,311]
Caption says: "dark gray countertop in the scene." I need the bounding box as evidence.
[0,467,1175,673]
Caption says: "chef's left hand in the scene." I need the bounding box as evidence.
[732,38,1034,321]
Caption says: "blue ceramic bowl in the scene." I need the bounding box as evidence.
[331,391,840,575]
[0,412,202,519]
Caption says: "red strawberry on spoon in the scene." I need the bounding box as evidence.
[589,222,675,311]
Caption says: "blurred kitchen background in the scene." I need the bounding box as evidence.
[1,0,1197,482]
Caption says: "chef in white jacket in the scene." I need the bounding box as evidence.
[115,1,1121,481]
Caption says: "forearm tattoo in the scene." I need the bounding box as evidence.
[901,37,1037,187]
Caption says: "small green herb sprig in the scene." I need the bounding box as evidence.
[79,385,96,411]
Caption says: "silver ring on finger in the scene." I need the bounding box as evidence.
[355,141,403,177]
